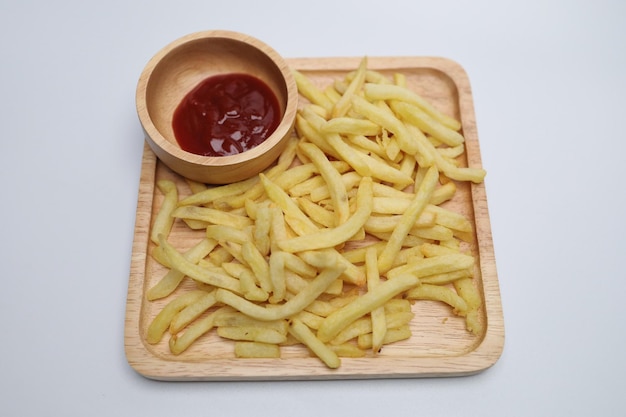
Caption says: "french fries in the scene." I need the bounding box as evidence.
[145,58,487,369]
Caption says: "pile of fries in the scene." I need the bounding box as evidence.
[145,58,486,369]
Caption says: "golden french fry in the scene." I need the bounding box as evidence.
[146,290,207,344]
[147,238,217,301]
[298,141,351,224]
[357,325,412,350]
[293,69,334,113]
[158,234,241,293]
[363,82,461,131]
[317,274,420,343]
[177,175,259,206]
[215,263,345,321]
[234,342,281,358]
[217,326,287,344]
[278,176,373,253]
[150,180,178,245]
[169,291,218,334]
[331,56,367,118]
[365,247,386,353]
[406,283,468,316]
[453,277,483,335]
[387,253,475,280]
[377,165,439,273]
[289,318,341,369]
[172,206,252,229]
[322,117,382,137]
[390,100,465,147]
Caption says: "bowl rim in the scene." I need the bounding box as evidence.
[136,30,298,167]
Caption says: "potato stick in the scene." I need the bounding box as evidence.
[214,264,345,321]
[217,326,287,344]
[268,251,287,303]
[331,56,367,118]
[158,234,242,293]
[278,177,373,253]
[295,114,338,157]
[341,241,387,264]
[297,197,335,228]
[437,144,465,159]
[363,83,461,131]
[324,84,341,104]
[289,319,341,369]
[150,180,178,245]
[377,165,439,273]
[147,238,217,301]
[353,147,414,188]
[331,311,414,345]
[322,117,382,137]
[204,224,251,245]
[234,342,281,358]
[453,277,483,335]
[177,175,259,206]
[146,290,207,344]
[282,250,318,278]
[211,141,297,210]
[384,298,413,313]
[168,306,233,355]
[393,72,407,87]
[420,269,472,285]
[298,249,366,286]
[301,108,372,178]
[299,141,351,225]
[387,253,475,279]
[172,206,252,229]
[241,241,272,293]
[366,247,386,353]
[328,343,366,358]
[169,291,218,334]
[317,274,420,343]
[432,149,487,183]
[347,134,386,158]
[293,69,334,112]
[357,325,412,350]
[390,100,465,147]
[430,181,456,205]
[407,283,469,316]
[310,171,362,203]
[424,204,473,233]
[419,242,460,257]
[260,173,319,236]
[410,225,455,241]
[351,95,422,158]
[292,310,325,330]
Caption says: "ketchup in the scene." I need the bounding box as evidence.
[172,73,281,157]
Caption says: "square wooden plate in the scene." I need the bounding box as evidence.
[124,56,504,381]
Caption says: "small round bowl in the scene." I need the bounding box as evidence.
[136,30,298,184]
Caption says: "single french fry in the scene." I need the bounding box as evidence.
[169,291,218,334]
[365,247,386,353]
[406,284,468,316]
[150,180,178,245]
[377,165,439,273]
[289,319,341,369]
[234,342,281,358]
[331,56,367,118]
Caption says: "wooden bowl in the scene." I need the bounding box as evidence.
[136,30,298,184]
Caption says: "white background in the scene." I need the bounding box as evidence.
[1,1,625,416]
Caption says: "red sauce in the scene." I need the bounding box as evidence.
[172,73,281,157]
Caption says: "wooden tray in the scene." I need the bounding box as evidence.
[124,56,504,381]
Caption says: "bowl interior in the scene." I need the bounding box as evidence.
[143,35,290,161]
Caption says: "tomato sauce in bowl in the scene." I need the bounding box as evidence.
[172,73,281,157]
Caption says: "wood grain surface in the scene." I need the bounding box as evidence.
[124,56,504,381]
